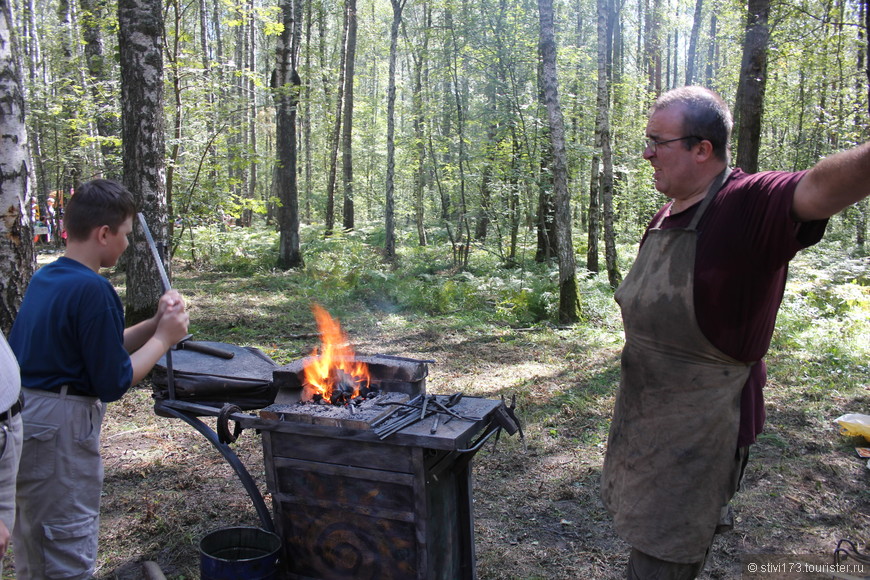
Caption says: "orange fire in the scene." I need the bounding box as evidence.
[302,304,370,403]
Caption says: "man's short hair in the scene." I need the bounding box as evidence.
[64,179,137,241]
[651,86,733,162]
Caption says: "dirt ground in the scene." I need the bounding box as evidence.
[4,303,869,579]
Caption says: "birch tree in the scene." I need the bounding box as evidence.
[274,0,303,269]
[342,0,357,231]
[0,0,34,333]
[538,0,580,323]
[384,0,407,259]
[118,0,168,323]
[594,0,621,288]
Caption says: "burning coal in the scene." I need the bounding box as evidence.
[302,305,374,405]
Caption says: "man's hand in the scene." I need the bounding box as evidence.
[0,519,10,558]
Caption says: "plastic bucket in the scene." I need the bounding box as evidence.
[200,526,281,580]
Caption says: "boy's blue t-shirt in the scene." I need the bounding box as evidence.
[10,257,134,402]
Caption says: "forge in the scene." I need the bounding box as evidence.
[153,307,520,580]
[255,354,516,580]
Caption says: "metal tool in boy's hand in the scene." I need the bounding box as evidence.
[137,213,171,293]
[138,212,177,399]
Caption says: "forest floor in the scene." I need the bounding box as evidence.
[3,246,869,580]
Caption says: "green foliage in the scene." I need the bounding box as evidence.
[173,220,628,328]
[175,220,868,392]
[176,223,279,275]
[770,240,870,393]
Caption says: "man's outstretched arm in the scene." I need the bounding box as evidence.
[792,141,870,222]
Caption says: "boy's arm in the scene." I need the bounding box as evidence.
[128,302,188,385]
[123,290,185,352]
[124,317,157,353]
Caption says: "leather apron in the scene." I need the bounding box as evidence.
[601,169,753,563]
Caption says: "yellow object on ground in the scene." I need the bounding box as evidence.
[835,414,870,443]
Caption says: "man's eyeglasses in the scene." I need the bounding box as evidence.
[644,135,701,154]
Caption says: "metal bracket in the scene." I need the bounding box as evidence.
[154,399,274,533]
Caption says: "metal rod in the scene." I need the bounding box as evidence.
[138,213,176,400]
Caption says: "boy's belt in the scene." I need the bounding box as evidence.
[0,399,22,422]
[45,384,95,398]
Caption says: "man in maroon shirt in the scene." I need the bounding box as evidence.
[601,86,870,580]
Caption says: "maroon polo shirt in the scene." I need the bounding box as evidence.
[643,168,828,447]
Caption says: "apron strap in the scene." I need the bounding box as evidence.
[687,167,732,231]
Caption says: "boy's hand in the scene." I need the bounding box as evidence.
[155,299,190,348]
[156,289,185,319]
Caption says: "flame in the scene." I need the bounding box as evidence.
[302,304,370,402]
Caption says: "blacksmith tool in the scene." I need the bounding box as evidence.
[494,393,525,451]
[137,213,171,293]
[138,213,176,399]
[172,334,235,359]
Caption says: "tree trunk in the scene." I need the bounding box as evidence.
[447,12,472,267]
[705,13,718,85]
[166,0,183,239]
[538,0,580,324]
[854,0,867,248]
[274,0,303,269]
[302,0,312,223]
[245,0,257,228]
[686,0,703,84]
[324,5,348,236]
[197,0,218,209]
[734,0,770,173]
[80,0,121,179]
[0,0,35,334]
[119,0,167,325]
[19,0,49,224]
[596,0,622,288]
[57,0,83,188]
[385,0,406,259]
[411,7,429,247]
[587,154,600,272]
[536,150,556,262]
[229,14,246,224]
[646,0,662,94]
[476,94,497,242]
[341,0,357,232]
[536,54,557,263]
[508,128,521,263]
[863,0,869,115]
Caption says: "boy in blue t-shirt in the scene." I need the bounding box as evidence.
[9,179,189,579]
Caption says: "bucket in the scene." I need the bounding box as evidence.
[200,526,281,580]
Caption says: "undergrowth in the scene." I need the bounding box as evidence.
[174,221,626,331]
[172,219,869,448]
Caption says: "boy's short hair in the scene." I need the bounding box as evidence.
[64,179,137,241]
